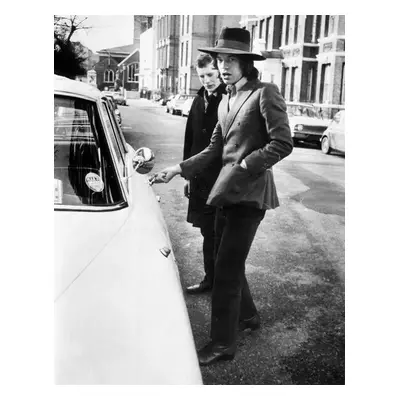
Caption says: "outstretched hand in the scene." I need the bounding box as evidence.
[149,164,182,185]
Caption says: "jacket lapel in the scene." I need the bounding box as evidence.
[223,80,257,139]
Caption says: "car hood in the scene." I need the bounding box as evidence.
[289,116,331,127]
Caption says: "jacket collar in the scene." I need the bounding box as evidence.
[222,79,260,137]
[197,82,227,97]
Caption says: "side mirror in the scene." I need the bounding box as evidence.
[132,147,155,174]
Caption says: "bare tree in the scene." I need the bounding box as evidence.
[54,15,91,43]
[54,15,91,78]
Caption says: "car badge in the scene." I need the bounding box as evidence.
[85,172,104,192]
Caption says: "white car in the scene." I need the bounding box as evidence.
[286,102,331,146]
[321,110,346,154]
[54,75,202,384]
[182,97,194,117]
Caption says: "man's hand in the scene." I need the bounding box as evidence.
[150,164,182,184]
[184,180,190,198]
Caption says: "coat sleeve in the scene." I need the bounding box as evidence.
[180,121,222,180]
[244,83,293,174]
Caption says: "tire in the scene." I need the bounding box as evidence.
[172,109,176,115]
[321,136,331,154]
[166,108,169,113]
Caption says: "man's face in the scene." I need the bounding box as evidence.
[216,53,243,85]
[196,63,221,94]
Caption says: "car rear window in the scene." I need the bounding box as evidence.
[54,95,125,209]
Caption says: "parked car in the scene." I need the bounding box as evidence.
[159,95,174,106]
[321,110,345,154]
[102,92,122,126]
[182,97,195,117]
[167,94,194,115]
[54,75,202,385]
[286,102,331,146]
[110,90,127,106]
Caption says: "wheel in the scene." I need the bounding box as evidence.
[166,108,169,113]
[172,109,176,115]
[321,136,331,154]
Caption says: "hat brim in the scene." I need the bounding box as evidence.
[198,47,266,61]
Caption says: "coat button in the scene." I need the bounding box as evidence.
[202,128,207,133]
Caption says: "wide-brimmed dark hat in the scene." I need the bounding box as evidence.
[198,27,266,61]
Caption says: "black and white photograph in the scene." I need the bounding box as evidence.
[53,14,346,386]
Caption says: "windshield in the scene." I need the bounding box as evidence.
[54,95,125,208]
[287,104,322,119]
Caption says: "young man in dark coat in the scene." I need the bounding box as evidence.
[183,53,226,294]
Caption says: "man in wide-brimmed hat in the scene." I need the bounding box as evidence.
[152,27,293,366]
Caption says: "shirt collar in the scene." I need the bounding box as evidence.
[234,76,248,92]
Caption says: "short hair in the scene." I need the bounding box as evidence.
[196,53,218,69]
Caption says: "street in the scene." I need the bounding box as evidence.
[120,99,345,385]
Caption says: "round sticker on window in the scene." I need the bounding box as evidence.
[85,172,104,192]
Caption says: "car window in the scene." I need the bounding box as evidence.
[100,102,125,178]
[54,95,125,208]
[102,99,129,155]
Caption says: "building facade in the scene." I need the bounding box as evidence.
[154,15,181,97]
[94,44,138,91]
[177,15,241,95]
[145,15,345,109]
[153,15,241,97]
[138,27,156,93]
[241,15,345,114]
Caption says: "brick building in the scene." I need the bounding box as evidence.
[94,44,137,91]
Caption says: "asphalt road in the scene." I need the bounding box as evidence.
[120,99,345,385]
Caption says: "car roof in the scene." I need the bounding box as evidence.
[54,74,101,101]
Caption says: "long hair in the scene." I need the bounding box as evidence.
[237,55,259,81]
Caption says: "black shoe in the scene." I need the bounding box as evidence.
[186,280,212,294]
[197,342,235,366]
[238,314,261,332]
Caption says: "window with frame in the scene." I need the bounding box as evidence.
[265,17,271,48]
[181,42,184,66]
[100,102,125,178]
[285,15,291,45]
[324,15,330,37]
[259,19,264,39]
[54,95,125,207]
[104,69,115,83]
[185,41,189,66]
[128,64,138,82]
[294,15,299,43]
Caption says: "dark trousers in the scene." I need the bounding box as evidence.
[210,204,266,347]
[199,205,223,285]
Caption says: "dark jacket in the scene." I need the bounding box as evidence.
[180,80,293,210]
[183,83,226,226]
